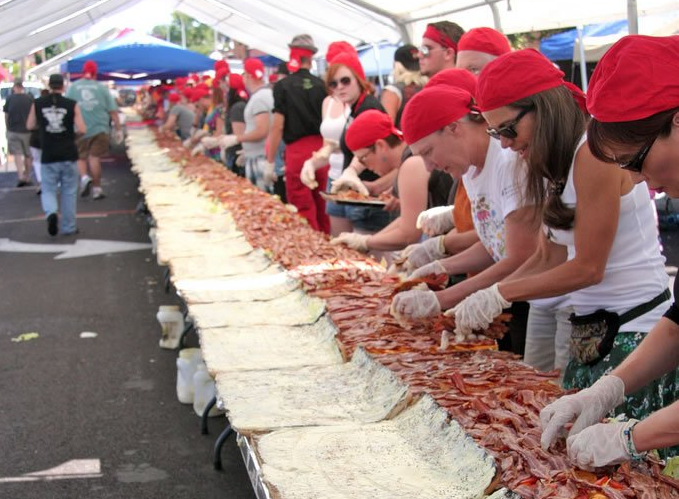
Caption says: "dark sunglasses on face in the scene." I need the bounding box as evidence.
[486,107,532,140]
[328,76,352,89]
[617,136,657,173]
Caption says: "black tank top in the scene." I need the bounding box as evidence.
[34,93,78,163]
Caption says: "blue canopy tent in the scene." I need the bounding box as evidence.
[540,20,628,61]
[357,42,398,86]
[64,31,214,81]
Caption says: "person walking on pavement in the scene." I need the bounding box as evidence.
[26,74,86,236]
[65,60,122,200]
[3,79,34,187]
[266,34,330,233]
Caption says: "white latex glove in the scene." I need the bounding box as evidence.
[301,159,319,190]
[193,129,208,140]
[201,136,220,149]
[182,138,192,148]
[451,283,511,338]
[310,141,335,168]
[330,167,369,196]
[390,289,441,321]
[416,205,455,236]
[540,375,625,451]
[190,143,205,156]
[567,420,637,470]
[330,232,370,252]
[409,260,448,279]
[262,160,277,186]
[112,128,124,145]
[235,149,245,168]
[401,236,447,271]
[219,134,239,149]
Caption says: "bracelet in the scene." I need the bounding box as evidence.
[623,419,647,461]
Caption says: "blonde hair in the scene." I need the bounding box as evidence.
[392,62,428,87]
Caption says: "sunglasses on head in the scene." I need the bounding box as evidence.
[328,76,352,89]
[617,136,657,173]
[486,107,532,140]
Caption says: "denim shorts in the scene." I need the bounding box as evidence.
[324,178,395,232]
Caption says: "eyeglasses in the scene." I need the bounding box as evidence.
[486,107,532,140]
[617,136,657,173]
[328,76,352,89]
[357,146,376,166]
[418,45,445,58]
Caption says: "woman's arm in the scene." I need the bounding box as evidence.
[436,205,539,308]
[504,230,568,282]
[367,157,428,251]
[443,228,480,255]
[499,147,626,302]
[364,168,399,196]
[632,399,679,452]
[380,88,400,123]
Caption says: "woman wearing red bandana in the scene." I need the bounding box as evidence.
[452,48,673,466]
[536,35,679,470]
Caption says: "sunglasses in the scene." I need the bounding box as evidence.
[328,76,352,89]
[357,145,376,166]
[617,136,657,173]
[418,46,445,58]
[486,107,532,140]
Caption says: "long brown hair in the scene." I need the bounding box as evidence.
[325,63,374,96]
[511,85,586,230]
[588,107,678,162]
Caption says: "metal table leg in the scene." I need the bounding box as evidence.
[201,395,217,435]
[213,423,234,471]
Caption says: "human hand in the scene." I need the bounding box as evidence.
[390,289,441,320]
[409,260,448,279]
[262,160,277,186]
[330,167,369,196]
[112,128,124,145]
[567,420,638,470]
[416,205,455,236]
[401,236,447,271]
[301,159,318,189]
[218,134,239,149]
[182,138,192,148]
[235,149,245,168]
[190,143,205,156]
[330,232,370,252]
[540,375,625,451]
[451,284,511,338]
[201,136,220,149]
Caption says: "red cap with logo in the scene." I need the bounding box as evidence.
[228,73,248,100]
[401,86,476,144]
[329,52,366,82]
[345,110,402,151]
[244,58,265,79]
[83,60,98,76]
[425,68,477,96]
[587,35,679,122]
[476,49,564,111]
[458,27,511,56]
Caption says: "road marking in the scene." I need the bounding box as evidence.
[0,238,151,259]
[0,459,102,483]
[0,209,138,225]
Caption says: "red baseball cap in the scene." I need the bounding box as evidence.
[587,35,679,122]
[175,76,188,88]
[458,27,511,56]
[402,86,476,145]
[328,52,365,81]
[425,68,477,96]
[214,59,230,74]
[168,93,180,103]
[326,41,357,64]
[476,49,564,112]
[345,110,402,151]
[83,60,98,76]
[182,87,194,100]
[244,58,265,79]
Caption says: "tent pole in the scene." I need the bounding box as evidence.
[627,0,639,34]
[343,0,410,43]
[373,43,384,89]
[576,25,588,92]
[487,1,503,31]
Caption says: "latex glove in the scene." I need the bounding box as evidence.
[401,236,447,271]
[235,149,245,168]
[193,129,208,140]
[417,205,455,236]
[219,134,239,149]
[182,138,192,148]
[262,160,277,186]
[330,232,370,252]
[567,420,637,470]
[310,141,334,168]
[409,260,448,279]
[112,128,124,145]
[390,289,441,321]
[540,375,625,451]
[451,283,511,337]
[330,167,369,196]
[190,143,205,156]
[201,136,220,149]
[301,159,319,190]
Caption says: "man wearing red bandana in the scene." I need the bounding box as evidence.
[418,21,465,77]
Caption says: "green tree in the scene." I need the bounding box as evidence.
[151,12,220,55]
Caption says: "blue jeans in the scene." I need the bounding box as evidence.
[40,161,78,234]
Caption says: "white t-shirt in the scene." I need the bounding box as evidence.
[463,138,525,262]
[550,135,669,332]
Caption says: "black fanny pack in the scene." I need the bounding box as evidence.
[569,288,671,366]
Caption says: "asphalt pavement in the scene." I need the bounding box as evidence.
[0,155,255,499]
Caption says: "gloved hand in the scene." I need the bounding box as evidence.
[182,137,193,148]
[219,134,239,149]
[190,143,205,156]
[330,167,369,196]
[540,375,625,450]
[330,232,370,252]
[193,129,208,140]
[262,160,277,186]
[201,136,220,149]
[310,140,335,168]
[235,149,245,168]
[401,236,447,271]
[112,128,124,145]
[301,159,319,189]
[416,205,455,236]
[409,260,448,279]
[567,420,638,470]
[390,289,441,321]
[451,283,511,337]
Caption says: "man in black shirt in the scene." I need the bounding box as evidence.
[266,34,330,234]
[26,74,86,236]
[3,80,34,186]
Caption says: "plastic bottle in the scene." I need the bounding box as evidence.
[157,305,184,349]
[176,348,201,404]
[193,362,222,417]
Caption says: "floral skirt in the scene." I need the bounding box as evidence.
[564,331,678,459]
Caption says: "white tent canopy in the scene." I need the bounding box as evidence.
[1,0,678,62]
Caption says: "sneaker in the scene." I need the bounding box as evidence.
[92,187,106,200]
[80,176,92,197]
[47,213,58,236]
